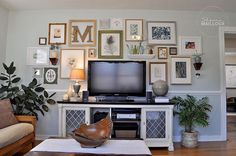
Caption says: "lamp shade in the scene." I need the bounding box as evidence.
[70,68,85,81]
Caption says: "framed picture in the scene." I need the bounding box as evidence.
[48,23,66,45]
[60,49,85,78]
[27,47,49,65]
[110,18,123,29]
[33,68,43,78]
[98,30,123,59]
[225,65,236,88]
[147,21,176,45]
[88,48,96,58]
[44,68,58,84]
[149,62,167,84]
[169,47,177,55]
[179,36,202,55]
[69,20,96,47]
[99,19,110,29]
[158,47,168,59]
[125,19,143,41]
[171,57,192,84]
[39,37,47,45]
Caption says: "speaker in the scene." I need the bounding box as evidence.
[82,91,89,102]
[146,91,152,103]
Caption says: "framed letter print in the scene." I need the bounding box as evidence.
[44,68,58,84]
[60,49,85,78]
[48,23,66,45]
[98,30,123,59]
[179,36,202,55]
[171,57,191,84]
[27,47,49,65]
[125,19,143,41]
[149,62,167,84]
[147,21,176,45]
[69,20,96,47]
[225,65,236,88]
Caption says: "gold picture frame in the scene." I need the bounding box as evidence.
[48,23,66,45]
[158,47,168,59]
[68,20,97,47]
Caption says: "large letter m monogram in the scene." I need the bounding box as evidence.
[72,26,93,43]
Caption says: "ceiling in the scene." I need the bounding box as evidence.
[0,0,236,12]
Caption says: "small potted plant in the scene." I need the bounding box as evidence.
[171,95,212,148]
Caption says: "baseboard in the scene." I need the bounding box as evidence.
[173,134,224,142]
[36,134,59,140]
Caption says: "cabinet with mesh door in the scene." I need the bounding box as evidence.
[59,106,90,137]
[141,107,174,151]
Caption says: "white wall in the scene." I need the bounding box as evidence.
[0,5,8,72]
[5,9,234,141]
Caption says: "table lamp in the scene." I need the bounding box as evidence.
[70,68,85,97]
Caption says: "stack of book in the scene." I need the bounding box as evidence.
[154,96,169,103]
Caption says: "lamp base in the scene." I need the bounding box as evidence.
[73,83,81,97]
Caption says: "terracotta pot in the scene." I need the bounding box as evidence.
[181,131,198,148]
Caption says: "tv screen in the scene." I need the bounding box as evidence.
[88,61,146,96]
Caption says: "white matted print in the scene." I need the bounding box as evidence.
[110,18,123,29]
[125,19,143,41]
[98,30,123,59]
[149,62,167,84]
[48,23,66,45]
[179,36,202,55]
[147,21,176,45]
[225,65,236,88]
[99,19,110,29]
[27,47,49,65]
[60,49,85,78]
[171,57,192,84]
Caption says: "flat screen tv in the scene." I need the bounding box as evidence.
[88,60,146,97]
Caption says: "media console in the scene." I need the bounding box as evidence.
[57,101,174,151]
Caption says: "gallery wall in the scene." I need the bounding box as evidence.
[4,9,236,141]
[0,5,8,73]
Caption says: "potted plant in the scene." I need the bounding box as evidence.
[0,62,56,119]
[171,95,212,148]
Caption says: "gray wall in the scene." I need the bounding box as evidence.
[0,5,8,72]
[4,9,234,141]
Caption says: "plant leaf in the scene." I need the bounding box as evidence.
[12,77,21,83]
[29,78,37,88]
[42,105,49,112]
[3,63,8,71]
[47,99,56,105]
[7,66,16,75]
[0,76,8,80]
[49,92,56,98]
[43,91,49,98]
[35,87,44,92]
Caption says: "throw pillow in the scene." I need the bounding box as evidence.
[0,99,18,129]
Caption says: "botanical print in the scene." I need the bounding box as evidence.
[27,47,49,65]
[175,62,187,78]
[152,26,171,40]
[48,23,66,45]
[130,24,138,35]
[60,49,85,78]
[102,34,120,56]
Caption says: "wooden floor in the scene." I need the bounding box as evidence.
[150,115,236,156]
[16,115,236,156]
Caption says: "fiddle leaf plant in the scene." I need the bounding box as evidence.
[0,62,56,119]
[170,95,212,133]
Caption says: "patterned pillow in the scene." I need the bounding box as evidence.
[0,99,18,129]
